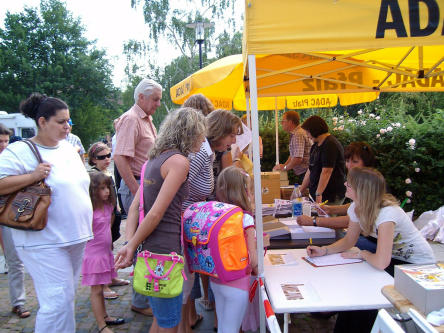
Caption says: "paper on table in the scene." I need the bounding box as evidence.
[266,253,298,266]
[280,282,321,302]
[303,253,363,267]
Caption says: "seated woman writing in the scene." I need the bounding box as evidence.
[307,167,435,333]
[306,167,435,276]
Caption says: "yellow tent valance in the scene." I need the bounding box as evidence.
[244,0,444,55]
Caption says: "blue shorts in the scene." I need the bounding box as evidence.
[148,292,183,328]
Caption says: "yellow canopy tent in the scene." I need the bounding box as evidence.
[170,54,380,110]
[243,2,444,330]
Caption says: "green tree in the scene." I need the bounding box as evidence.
[121,1,243,127]
[215,30,242,58]
[0,0,118,146]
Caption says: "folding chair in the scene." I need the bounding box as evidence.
[371,309,405,333]
[408,309,439,333]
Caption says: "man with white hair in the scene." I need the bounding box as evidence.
[113,78,162,316]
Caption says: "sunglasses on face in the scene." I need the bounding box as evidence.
[96,153,111,160]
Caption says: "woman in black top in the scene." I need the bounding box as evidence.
[299,116,346,204]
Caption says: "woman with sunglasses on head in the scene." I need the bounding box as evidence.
[88,142,130,299]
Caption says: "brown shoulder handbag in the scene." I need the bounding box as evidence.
[0,140,51,231]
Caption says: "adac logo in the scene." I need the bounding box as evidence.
[175,80,191,98]
[376,0,443,38]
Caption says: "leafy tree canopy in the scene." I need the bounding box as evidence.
[121,0,243,126]
[0,0,119,146]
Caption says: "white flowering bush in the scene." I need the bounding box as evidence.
[321,95,444,215]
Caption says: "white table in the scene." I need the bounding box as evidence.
[264,249,394,331]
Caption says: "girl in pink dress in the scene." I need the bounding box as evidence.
[82,172,124,333]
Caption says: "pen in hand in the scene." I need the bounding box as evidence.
[306,245,315,257]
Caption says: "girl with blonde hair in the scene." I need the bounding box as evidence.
[307,167,435,275]
[212,166,257,333]
[307,167,435,333]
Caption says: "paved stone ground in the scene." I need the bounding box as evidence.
[2,214,443,332]
[0,218,337,333]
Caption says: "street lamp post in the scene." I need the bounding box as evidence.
[186,21,214,69]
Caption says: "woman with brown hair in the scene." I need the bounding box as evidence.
[0,93,93,332]
[299,115,346,204]
[180,109,243,333]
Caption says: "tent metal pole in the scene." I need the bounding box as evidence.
[275,97,279,166]
[246,98,253,159]
[248,54,266,333]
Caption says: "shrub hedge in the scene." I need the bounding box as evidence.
[257,93,444,216]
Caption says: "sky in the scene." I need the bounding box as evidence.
[0,0,185,88]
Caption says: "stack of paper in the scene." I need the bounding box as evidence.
[278,218,336,239]
[262,203,276,216]
[263,221,290,238]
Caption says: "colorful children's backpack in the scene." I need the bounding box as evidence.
[182,201,250,282]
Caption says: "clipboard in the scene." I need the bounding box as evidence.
[303,253,363,267]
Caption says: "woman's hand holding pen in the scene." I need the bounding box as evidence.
[306,245,326,257]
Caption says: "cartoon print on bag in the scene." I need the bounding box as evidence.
[154,262,165,278]
[198,253,207,271]
[190,221,200,234]
[204,256,215,273]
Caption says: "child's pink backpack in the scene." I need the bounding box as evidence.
[182,201,249,282]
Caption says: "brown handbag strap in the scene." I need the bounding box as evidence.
[22,139,44,164]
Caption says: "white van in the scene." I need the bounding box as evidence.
[0,111,37,138]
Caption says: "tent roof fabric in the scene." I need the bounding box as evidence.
[243,0,444,54]
[243,0,444,96]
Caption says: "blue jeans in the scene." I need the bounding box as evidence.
[148,293,183,328]
[355,235,377,253]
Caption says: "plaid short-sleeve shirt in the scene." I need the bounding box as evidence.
[289,125,311,175]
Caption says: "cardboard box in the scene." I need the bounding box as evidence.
[280,186,294,200]
[261,172,281,204]
[394,264,444,314]
[280,171,288,181]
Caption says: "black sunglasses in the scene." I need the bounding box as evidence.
[96,153,111,160]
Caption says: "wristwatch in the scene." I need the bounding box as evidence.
[283,165,287,170]
[312,216,317,227]
[315,192,322,197]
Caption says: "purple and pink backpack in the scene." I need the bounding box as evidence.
[182,201,250,282]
